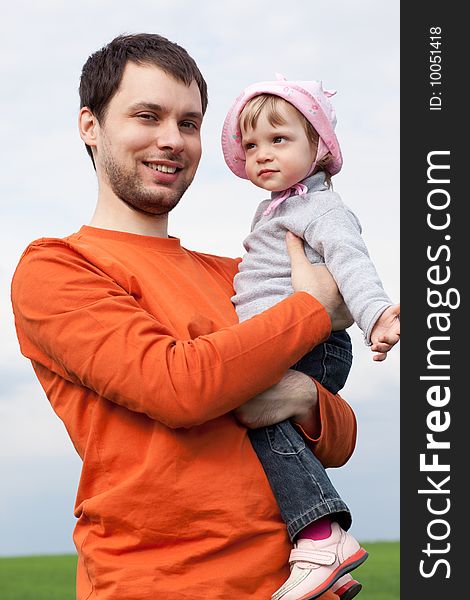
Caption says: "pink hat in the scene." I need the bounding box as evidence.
[221,74,342,180]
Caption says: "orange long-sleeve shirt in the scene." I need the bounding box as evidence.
[11,226,356,599]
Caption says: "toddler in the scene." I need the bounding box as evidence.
[221,74,400,600]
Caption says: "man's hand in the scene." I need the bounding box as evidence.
[286,232,353,331]
[233,370,318,429]
[370,303,400,361]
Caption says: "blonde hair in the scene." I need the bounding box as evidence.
[239,94,333,185]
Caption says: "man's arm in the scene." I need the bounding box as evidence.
[234,370,319,430]
[11,241,333,429]
[234,370,356,468]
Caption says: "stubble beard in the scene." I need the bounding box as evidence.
[101,144,192,216]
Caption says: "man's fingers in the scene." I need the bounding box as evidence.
[285,231,347,330]
[285,232,308,266]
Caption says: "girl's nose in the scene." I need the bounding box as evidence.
[256,146,273,163]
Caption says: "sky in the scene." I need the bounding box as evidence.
[0,0,400,555]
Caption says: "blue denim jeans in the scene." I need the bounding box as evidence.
[249,330,353,541]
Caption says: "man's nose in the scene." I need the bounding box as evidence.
[155,122,184,154]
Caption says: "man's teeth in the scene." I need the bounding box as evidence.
[147,163,177,173]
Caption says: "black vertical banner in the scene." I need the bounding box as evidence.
[401,4,466,599]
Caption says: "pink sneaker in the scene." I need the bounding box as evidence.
[331,574,362,599]
[271,523,368,600]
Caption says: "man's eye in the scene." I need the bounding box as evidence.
[138,113,157,121]
[181,121,198,130]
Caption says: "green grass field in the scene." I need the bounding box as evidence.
[0,541,399,599]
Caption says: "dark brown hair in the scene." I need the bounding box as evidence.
[79,33,208,164]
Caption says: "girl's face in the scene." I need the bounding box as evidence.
[241,101,317,193]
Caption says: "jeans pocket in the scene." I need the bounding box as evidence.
[267,422,306,455]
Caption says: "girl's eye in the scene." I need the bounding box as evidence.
[244,143,255,150]
[273,136,286,144]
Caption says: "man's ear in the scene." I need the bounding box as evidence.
[78,107,99,148]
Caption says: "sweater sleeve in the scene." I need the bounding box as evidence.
[304,204,392,342]
[11,241,332,429]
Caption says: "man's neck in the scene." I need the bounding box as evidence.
[90,194,169,238]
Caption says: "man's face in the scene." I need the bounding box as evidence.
[94,62,203,215]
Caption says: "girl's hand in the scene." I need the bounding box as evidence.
[370,304,400,361]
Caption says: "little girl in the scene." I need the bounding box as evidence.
[221,75,400,600]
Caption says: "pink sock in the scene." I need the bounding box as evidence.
[298,516,332,540]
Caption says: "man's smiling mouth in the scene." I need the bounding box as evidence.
[144,162,180,174]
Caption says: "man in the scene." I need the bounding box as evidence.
[11,34,365,599]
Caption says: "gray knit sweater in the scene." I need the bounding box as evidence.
[232,172,392,343]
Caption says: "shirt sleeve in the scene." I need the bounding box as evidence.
[11,241,332,429]
[294,381,357,468]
